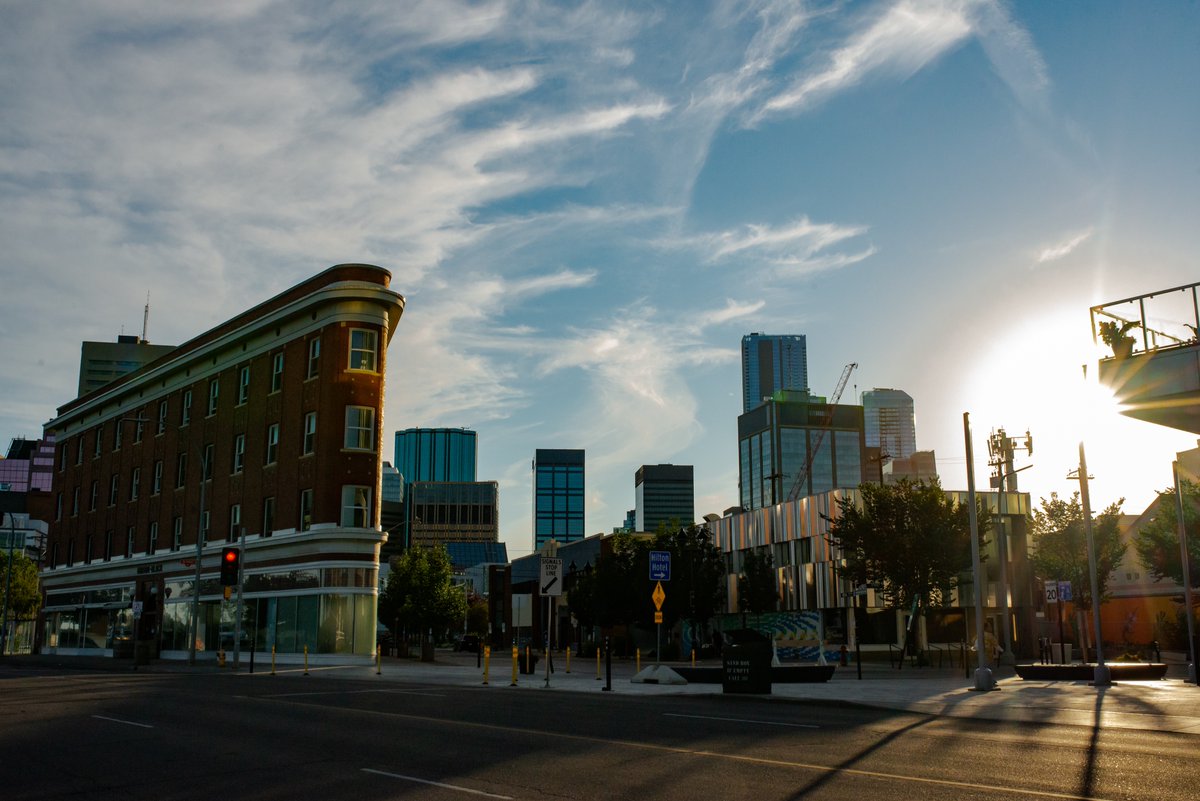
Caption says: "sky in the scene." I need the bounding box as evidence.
[1,1,1197,558]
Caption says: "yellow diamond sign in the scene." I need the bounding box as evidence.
[652,580,666,610]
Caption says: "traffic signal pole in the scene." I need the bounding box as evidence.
[233,527,246,670]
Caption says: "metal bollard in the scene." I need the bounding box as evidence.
[510,646,518,687]
[304,644,309,675]
[636,648,640,673]
[691,648,696,667]
[525,645,532,674]
[376,644,382,675]
[566,646,571,673]
[483,646,491,685]
[271,645,276,675]
[596,645,601,680]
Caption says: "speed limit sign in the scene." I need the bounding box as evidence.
[1044,582,1059,603]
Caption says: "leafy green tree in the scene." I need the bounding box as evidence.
[826,479,980,612]
[1134,479,1200,589]
[1029,491,1126,611]
[378,546,467,642]
[737,548,777,624]
[466,597,489,638]
[653,523,725,634]
[0,552,40,618]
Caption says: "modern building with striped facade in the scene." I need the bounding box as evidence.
[707,488,1037,655]
[39,264,404,663]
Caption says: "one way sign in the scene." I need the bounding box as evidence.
[540,558,563,596]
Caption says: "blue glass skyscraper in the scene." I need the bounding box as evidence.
[532,449,584,549]
[741,333,808,413]
[394,428,478,485]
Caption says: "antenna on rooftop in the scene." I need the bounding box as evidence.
[142,292,150,343]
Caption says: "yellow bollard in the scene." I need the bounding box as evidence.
[304,644,309,675]
[692,648,696,667]
[510,646,518,687]
[483,646,491,685]
[596,646,601,680]
[218,649,226,668]
[376,644,382,675]
[636,648,640,673]
[525,645,532,674]
[566,646,571,674]
[271,645,276,675]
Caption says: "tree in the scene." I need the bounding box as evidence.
[826,479,979,612]
[653,523,725,634]
[466,596,489,638]
[378,546,467,642]
[737,548,776,625]
[1134,479,1200,589]
[1028,491,1126,612]
[0,551,40,618]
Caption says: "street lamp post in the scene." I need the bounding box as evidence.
[187,447,209,666]
[1075,442,1111,687]
[1173,460,1198,684]
[964,412,996,691]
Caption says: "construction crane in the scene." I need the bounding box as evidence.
[785,362,858,502]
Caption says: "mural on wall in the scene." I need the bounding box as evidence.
[714,610,841,662]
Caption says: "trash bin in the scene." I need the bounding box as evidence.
[519,650,540,675]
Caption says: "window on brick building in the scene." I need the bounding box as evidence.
[271,352,284,393]
[341,485,371,528]
[348,328,378,371]
[344,406,375,451]
[307,337,320,379]
[233,434,245,474]
[299,489,313,532]
[302,412,316,455]
[238,365,250,405]
[265,424,279,465]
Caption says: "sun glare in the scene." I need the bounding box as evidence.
[955,308,1190,511]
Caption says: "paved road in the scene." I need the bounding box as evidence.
[1,666,1195,800]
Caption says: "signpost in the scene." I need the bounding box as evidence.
[539,558,563,596]
[539,558,562,687]
[649,551,671,582]
[652,580,666,668]
[1046,579,1071,664]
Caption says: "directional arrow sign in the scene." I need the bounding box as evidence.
[540,558,563,596]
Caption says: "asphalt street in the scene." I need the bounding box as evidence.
[1,665,1195,801]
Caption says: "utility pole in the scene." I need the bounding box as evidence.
[987,428,1032,665]
[1073,442,1111,687]
[964,413,995,691]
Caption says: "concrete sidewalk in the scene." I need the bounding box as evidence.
[6,651,1199,735]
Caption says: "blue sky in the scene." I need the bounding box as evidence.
[1,1,1196,557]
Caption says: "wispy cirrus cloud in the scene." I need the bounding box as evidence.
[747,0,1048,125]
[1035,227,1093,264]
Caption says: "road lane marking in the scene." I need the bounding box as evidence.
[665,713,819,729]
[91,715,153,729]
[361,768,512,798]
[251,689,445,699]
[255,695,1120,801]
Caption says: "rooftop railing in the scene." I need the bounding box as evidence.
[1090,281,1200,359]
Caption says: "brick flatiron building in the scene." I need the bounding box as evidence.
[40,264,404,663]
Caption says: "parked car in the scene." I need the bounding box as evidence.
[454,634,480,653]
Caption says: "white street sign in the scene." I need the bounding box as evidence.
[540,558,563,596]
[1045,581,1059,603]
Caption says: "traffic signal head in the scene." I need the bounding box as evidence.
[220,547,241,586]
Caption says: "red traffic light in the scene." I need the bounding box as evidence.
[220,547,241,586]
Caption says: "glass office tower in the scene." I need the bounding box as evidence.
[532,449,584,549]
[394,428,477,484]
[738,391,865,509]
[861,388,917,461]
[741,333,808,414]
[634,464,694,533]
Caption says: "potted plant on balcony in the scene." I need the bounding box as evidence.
[1098,320,1138,359]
